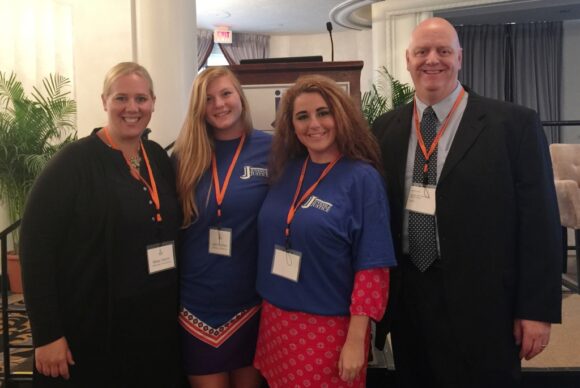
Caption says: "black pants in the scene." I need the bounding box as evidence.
[390,258,521,388]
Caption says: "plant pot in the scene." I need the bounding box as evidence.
[7,252,23,293]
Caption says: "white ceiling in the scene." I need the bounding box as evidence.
[196,0,580,35]
[438,0,580,25]
[196,0,346,35]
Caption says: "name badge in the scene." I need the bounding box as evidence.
[271,245,302,282]
[406,184,436,215]
[147,241,176,274]
[209,227,232,257]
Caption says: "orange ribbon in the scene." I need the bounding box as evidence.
[103,127,162,222]
[284,155,342,242]
[413,88,466,177]
[211,134,246,219]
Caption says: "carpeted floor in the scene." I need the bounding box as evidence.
[2,293,580,371]
[1,253,579,386]
[521,249,580,369]
[520,250,580,369]
[522,291,580,369]
[0,296,33,380]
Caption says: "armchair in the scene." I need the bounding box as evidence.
[549,143,580,293]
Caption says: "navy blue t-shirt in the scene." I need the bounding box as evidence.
[256,157,397,316]
[180,130,271,323]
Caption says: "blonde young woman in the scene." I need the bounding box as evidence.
[173,67,271,387]
[20,62,182,387]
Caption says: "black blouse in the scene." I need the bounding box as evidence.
[20,129,182,386]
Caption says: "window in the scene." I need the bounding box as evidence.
[200,43,228,71]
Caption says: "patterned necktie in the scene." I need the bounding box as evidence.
[408,106,439,272]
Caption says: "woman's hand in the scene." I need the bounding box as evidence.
[338,315,369,382]
[338,335,366,382]
[35,336,75,380]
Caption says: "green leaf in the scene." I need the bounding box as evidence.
[362,67,415,126]
[0,71,77,248]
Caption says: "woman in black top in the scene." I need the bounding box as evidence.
[20,62,182,387]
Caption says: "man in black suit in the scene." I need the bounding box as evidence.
[373,17,562,387]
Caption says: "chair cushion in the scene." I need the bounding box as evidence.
[554,180,580,228]
[550,144,580,229]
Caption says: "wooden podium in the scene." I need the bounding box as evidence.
[229,61,363,132]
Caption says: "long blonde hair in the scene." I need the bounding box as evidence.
[173,67,253,226]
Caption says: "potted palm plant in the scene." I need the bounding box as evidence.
[362,66,415,126]
[0,72,77,292]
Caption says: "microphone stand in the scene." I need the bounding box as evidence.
[326,22,334,62]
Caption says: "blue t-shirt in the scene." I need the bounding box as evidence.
[180,130,271,321]
[256,157,397,316]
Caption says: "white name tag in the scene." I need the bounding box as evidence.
[147,241,176,274]
[271,245,302,282]
[209,227,232,257]
[406,184,436,215]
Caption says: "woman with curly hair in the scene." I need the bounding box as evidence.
[254,75,397,387]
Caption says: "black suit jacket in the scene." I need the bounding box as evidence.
[372,89,562,367]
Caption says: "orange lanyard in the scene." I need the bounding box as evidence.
[284,155,342,245]
[413,88,465,177]
[103,127,162,222]
[211,134,246,219]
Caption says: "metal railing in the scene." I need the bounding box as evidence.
[0,219,32,385]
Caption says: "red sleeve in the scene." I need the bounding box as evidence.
[349,268,390,321]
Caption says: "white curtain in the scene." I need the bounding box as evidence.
[0,0,74,237]
[219,32,269,65]
[0,0,74,94]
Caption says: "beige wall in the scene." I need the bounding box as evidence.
[68,0,134,138]
[270,29,375,93]
[69,0,196,147]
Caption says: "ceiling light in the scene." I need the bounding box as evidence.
[330,0,381,30]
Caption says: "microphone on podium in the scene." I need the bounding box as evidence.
[326,21,334,62]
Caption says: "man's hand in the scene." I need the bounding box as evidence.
[513,319,551,360]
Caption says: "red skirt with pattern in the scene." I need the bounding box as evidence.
[254,301,370,388]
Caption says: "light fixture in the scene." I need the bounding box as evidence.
[329,0,381,30]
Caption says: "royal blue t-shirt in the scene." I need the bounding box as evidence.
[180,130,271,322]
[256,157,397,316]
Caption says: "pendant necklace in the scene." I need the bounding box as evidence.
[129,153,142,169]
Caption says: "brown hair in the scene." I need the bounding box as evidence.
[270,74,382,181]
[173,67,253,226]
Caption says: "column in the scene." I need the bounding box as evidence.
[134,0,197,147]
[372,2,431,94]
